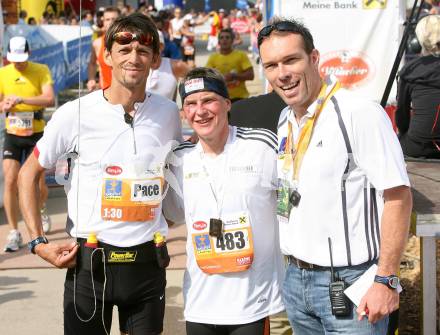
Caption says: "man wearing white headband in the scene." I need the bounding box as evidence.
[164,67,284,335]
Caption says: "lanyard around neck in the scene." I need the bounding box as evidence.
[200,149,230,218]
[283,79,341,181]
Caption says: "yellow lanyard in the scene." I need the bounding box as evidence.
[282,79,341,181]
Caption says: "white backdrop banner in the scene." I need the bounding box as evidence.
[266,0,406,103]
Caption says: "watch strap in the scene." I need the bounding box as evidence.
[374,274,399,289]
[28,236,48,254]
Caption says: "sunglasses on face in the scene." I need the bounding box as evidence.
[257,21,299,48]
[113,32,154,46]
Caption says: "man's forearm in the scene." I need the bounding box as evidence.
[377,186,412,275]
[18,155,45,239]
[21,95,55,108]
[237,68,254,81]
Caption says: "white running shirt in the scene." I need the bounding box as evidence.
[146,57,177,101]
[164,126,285,325]
[36,90,182,246]
[277,89,410,266]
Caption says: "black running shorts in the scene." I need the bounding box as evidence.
[186,317,270,335]
[3,131,43,162]
[64,240,166,335]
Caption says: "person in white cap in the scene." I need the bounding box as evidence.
[146,31,191,101]
[0,36,55,251]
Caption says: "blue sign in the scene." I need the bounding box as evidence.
[236,0,248,10]
[163,0,184,8]
[65,36,92,89]
[29,42,66,93]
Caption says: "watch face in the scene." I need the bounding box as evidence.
[388,276,399,289]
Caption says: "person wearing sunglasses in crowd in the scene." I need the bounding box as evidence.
[258,18,412,334]
[163,67,285,335]
[18,13,181,335]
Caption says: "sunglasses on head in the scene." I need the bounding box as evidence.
[113,31,154,46]
[257,21,299,48]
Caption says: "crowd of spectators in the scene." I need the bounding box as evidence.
[9,2,264,60]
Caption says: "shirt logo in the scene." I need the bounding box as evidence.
[106,166,123,175]
[104,180,122,200]
[108,251,137,263]
[193,221,207,230]
[279,137,287,154]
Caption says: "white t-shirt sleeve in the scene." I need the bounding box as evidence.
[36,101,78,169]
[162,150,185,225]
[351,100,410,191]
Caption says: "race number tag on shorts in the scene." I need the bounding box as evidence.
[7,112,34,136]
[101,164,163,222]
[191,212,254,274]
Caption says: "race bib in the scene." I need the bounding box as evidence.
[7,112,34,136]
[101,164,164,222]
[191,212,254,274]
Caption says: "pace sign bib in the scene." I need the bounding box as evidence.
[101,163,163,222]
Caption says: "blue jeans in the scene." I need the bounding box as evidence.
[282,261,388,335]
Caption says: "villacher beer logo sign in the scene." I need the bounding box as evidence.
[319,50,374,89]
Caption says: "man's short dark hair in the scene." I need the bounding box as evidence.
[105,12,160,54]
[218,28,235,40]
[257,17,315,54]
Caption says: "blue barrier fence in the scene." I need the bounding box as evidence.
[4,25,92,93]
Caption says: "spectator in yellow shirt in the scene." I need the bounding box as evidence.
[0,36,55,252]
[206,28,254,102]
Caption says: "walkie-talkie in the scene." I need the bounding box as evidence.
[328,237,351,317]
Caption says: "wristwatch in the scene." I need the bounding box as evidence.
[374,274,400,289]
[28,236,48,254]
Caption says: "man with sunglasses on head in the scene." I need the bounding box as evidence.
[258,18,412,334]
[163,67,284,335]
[18,13,181,335]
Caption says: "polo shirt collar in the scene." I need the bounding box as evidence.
[287,99,318,127]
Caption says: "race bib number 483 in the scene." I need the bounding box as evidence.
[191,213,254,274]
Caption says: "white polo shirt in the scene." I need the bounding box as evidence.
[164,126,285,325]
[277,89,410,267]
[36,90,182,247]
